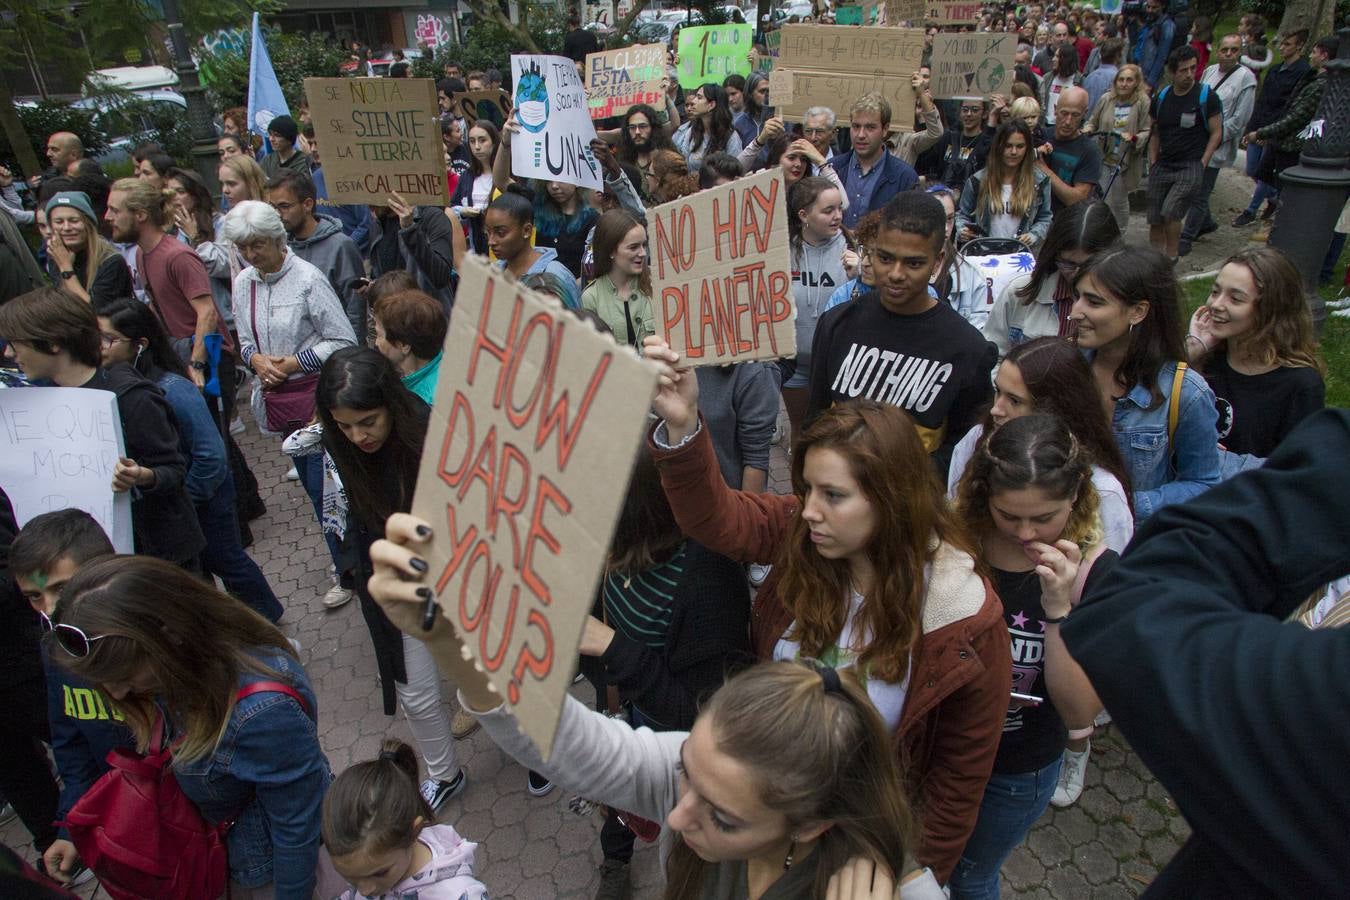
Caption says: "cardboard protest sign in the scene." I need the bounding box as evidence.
[768,68,795,105]
[925,0,983,26]
[649,168,795,366]
[882,0,925,24]
[305,77,445,205]
[0,388,133,553]
[758,29,782,71]
[931,32,1016,98]
[585,43,666,120]
[509,55,604,192]
[448,89,511,128]
[676,24,753,89]
[774,25,925,126]
[409,256,656,757]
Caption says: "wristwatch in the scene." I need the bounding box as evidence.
[190,360,208,372]
[59,270,76,280]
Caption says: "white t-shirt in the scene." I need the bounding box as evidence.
[989,183,1021,239]
[774,589,910,730]
[1045,76,1075,125]
[946,424,1136,554]
[470,173,493,209]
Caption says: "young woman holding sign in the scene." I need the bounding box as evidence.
[367,517,948,899]
[494,121,598,278]
[314,346,468,813]
[639,337,1012,885]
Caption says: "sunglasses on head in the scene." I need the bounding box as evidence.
[39,611,107,658]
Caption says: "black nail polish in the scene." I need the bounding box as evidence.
[415,524,432,538]
[416,586,434,600]
[409,557,428,573]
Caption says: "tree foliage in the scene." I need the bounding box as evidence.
[0,102,106,172]
[195,28,349,110]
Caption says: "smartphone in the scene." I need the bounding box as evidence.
[1010,691,1043,706]
[352,277,372,291]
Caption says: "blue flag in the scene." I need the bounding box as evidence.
[247,12,289,155]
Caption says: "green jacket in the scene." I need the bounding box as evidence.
[1255,71,1325,154]
[580,275,654,348]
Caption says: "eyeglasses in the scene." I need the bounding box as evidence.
[628,122,652,132]
[100,333,131,348]
[802,127,831,136]
[39,611,107,658]
[1056,259,1084,275]
[960,106,984,114]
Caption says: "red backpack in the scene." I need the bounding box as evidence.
[62,681,309,900]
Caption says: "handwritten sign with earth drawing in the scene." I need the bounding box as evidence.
[304,77,446,205]
[510,55,604,191]
[930,32,1016,99]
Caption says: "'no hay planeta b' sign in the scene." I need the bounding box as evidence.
[305,77,447,205]
[409,256,656,756]
[650,168,795,367]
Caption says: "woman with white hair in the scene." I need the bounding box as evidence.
[222,200,357,607]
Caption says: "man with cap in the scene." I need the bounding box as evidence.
[43,192,132,306]
[260,115,312,179]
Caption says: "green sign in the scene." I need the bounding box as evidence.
[676,24,754,89]
[836,5,863,24]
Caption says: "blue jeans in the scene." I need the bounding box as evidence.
[948,757,1063,900]
[198,473,284,622]
[1244,143,1279,213]
[295,451,344,573]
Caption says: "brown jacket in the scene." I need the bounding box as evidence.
[649,420,1012,883]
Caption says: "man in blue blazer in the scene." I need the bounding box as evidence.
[830,92,919,229]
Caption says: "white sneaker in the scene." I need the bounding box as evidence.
[1051,742,1090,808]
[285,465,300,481]
[748,563,772,587]
[322,584,354,610]
[229,416,245,435]
[1332,307,1350,318]
[1325,297,1350,310]
[1093,709,1112,728]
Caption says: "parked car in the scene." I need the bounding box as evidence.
[73,66,212,166]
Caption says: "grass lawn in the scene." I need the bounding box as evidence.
[1180,269,1350,408]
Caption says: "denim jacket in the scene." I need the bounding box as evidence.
[1111,361,1221,522]
[170,648,330,897]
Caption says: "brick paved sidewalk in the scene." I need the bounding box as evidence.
[2,392,1192,900]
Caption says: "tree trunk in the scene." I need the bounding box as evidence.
[461,0,543,52]
[605,0,657,47]
[1279,0,1337,40]
[0,77,41,180]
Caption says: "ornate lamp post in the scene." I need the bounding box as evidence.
[1268,25,1350,336]
[159,0,221,196]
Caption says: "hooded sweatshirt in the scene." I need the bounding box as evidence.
[791,230,848,378]
[335,823,487,900]
[498,246,581,310]
[288,214,368,344]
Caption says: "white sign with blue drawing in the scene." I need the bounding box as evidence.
[0,387,134,553]
[510,55,604,192]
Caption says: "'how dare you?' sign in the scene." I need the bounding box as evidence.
[305,77,447,206]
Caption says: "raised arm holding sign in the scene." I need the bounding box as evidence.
[408,256,656,755]
[649,168,795,366]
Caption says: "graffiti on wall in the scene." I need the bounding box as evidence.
[414,14,454,49]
